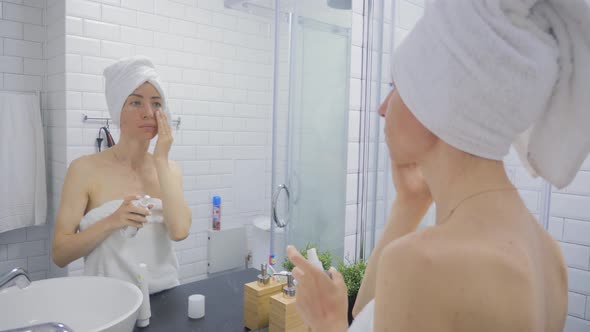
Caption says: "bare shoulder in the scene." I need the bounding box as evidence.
[66,155,94,181]
[374,229,458,330]
[374,226,538,331]
[396,225,537,290]
[65,151,115,187]
[376,227,457,285]
[70,150,111,170]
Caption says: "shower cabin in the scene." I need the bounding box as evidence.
[225,0,354,267]
[224,0,554,270]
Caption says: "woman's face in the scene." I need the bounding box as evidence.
[119,82,162,140]
[378,85,437,165]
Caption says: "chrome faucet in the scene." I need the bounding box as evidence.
[2,322,73,332]
[0,267,31,290]
[0,269,72,332]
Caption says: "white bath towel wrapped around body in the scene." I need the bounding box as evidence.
[79,197,179,294]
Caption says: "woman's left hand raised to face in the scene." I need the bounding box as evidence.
[287,245,349,332]
[154,109,173,161]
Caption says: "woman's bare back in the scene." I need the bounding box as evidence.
[435,217,566,331]
[376,200,567,332]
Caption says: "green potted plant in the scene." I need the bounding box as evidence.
[282,243,333,271]
[337,258,367,325]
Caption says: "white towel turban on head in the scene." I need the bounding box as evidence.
[392,0,590,189]
[103,56,171,127]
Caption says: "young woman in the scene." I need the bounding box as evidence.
[52,56,191,293]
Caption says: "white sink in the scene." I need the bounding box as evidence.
[0,276,142,332]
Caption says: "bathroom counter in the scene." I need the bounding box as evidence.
[133,268,259,332]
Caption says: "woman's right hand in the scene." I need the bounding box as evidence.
[391,162,432,208]
[104,195,151,232]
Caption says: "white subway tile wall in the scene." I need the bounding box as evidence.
[0,0,68,279]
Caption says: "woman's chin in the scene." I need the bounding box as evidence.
[132,131,157,140]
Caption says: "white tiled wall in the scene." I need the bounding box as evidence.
[0,0,69,281]
[381,0,590,330]
[62,0,273,283]
[554,164,590,330]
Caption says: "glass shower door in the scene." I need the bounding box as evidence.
[270,2,352,267]
[286,16,351,260]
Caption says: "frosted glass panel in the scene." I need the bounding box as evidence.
[269,2,351,268]
[286,17,351,262]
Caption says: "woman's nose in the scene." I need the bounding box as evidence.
[141,103,155,119]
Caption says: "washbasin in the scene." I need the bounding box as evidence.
[0,276,142,332]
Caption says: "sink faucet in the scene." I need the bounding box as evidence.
[0,267,31,290]
[0,269,72,332]
[1,322,73,332]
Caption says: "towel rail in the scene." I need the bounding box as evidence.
[83,114,182,130]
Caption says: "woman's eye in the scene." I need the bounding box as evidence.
[153,102,162,108]
[131,101,141,106]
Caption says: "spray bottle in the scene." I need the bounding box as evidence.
[121,195,151,238]
[212,196,221,231]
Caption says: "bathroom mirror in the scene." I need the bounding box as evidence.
[0,0,352,290]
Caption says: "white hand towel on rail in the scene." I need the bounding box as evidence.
[0,92,47,233]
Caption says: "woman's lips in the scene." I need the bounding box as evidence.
[140,125,156,131]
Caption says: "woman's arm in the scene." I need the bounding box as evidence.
[153,109,192,241]
[155,159,192,241]
[51,159,114,267]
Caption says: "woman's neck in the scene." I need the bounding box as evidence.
[420,144,515,225]
[111,136,150,170]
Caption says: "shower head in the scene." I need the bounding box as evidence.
[327,0,352,10]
